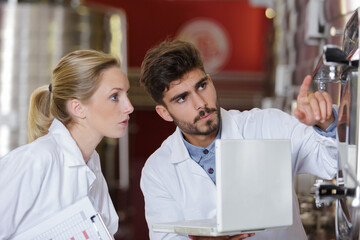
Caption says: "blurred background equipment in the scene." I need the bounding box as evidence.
[311,7,360,240]
[0,0,127,155]
[1,0,360,239]
[270,1,359,240]
[0,0,131,237]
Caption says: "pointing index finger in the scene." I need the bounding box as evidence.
[298,75,312,98]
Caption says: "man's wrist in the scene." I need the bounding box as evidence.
[313,106,338,139]
[315,114,335,132]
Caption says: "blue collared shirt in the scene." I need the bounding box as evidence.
[182,127,221,184]
[313,107,338,138]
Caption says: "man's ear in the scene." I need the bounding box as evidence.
[67,99,86,119]
[155,105,173,122]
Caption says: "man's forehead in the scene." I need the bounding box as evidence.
[162,69,207,99]
[162,80,183,100]
[168,72,207,89]
[168,79,184,89]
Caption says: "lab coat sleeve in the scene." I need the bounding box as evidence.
[0,149,47,239]
[274,109,338,179]
[290,121,338,178]
[140,161,189,240]
[241,108,338,179]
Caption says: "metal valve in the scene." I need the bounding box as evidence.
[313,179,355,208]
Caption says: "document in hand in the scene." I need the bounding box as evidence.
[12,196,114,240]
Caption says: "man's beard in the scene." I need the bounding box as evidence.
[169,102,221,136]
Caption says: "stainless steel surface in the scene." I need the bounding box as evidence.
[0,2,125,151]
[0,2,129,188]
[263,1,360,239]
[312,7,360,240]
[312,45,345,92]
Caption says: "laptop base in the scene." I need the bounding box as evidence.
[153,218,266,237]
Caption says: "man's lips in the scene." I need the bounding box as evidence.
[199,112,213,120]
[194,108,217,123]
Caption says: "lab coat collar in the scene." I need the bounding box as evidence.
[219,108,244,139]
[170,108,242,164]
[48,119,94,168]
[170,127,192,164]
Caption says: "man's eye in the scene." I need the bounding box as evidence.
[199,83,206,90]
[177,96,185,103]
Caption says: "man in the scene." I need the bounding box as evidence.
[139,39,338,240]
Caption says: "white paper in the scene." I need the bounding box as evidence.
[12,197,114,240]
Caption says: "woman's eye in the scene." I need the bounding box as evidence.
[111,94,118,101]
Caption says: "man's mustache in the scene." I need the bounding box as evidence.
[194,108,217,123]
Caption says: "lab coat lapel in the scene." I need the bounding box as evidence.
[169,128,190,164]
[49,119,97,187]
[170,128,213,180]
[188,158,212,179]
[49,119,87,167]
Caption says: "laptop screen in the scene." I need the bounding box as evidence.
[216,139,293,232]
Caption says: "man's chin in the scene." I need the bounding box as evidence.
[198,124,219,136]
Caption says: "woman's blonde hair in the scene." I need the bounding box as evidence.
[27,50,120,142]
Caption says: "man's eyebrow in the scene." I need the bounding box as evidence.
[170,92,188,103]
[169,75,208,102]
[195,76,208,89]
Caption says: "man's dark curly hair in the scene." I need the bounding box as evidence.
[139,39,205,104]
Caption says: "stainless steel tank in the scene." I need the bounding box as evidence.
[0,2,127,156]
[313,7,360,240]
[0,2,130,214]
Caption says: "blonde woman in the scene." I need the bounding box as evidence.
[0,50,133,238]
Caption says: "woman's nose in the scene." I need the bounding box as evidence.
[123,96,134,114]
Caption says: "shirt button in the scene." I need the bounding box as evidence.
[203,149,209,154]
[208,168,214,174]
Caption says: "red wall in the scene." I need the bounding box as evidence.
[85,0,271,71]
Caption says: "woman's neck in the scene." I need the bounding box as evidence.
[67,123,102,163]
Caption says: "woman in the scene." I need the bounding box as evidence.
[0,50,133,238]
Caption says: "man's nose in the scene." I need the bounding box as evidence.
[192,93,206,110]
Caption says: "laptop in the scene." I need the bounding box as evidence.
[152,139,293,236]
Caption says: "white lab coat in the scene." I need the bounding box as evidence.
[140,108,338,240]
[0,119,118,239]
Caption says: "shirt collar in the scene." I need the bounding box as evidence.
[170,108,240,164]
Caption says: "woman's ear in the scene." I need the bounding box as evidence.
[155,105,173,122]
[67,99,86,119]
